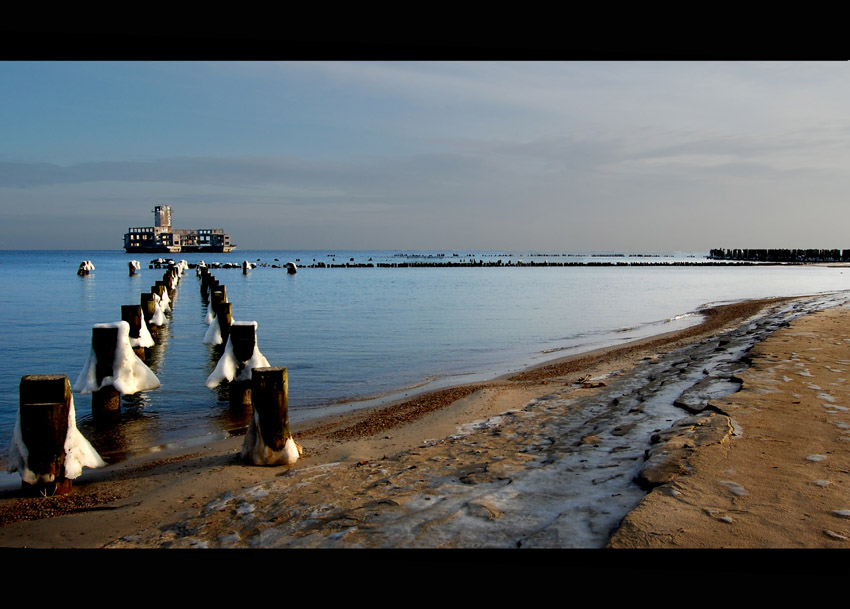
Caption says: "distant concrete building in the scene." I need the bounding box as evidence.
[124,206,235,253]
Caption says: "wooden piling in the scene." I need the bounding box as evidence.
[251,367,290,452]
[228,323,256,408]
[91,326,121,420]
[19,375,74,495]
[212,296,232,345]
[211,286,228,307]
[151,284,166,303]
[140,293,158,340]
[121,304,146,360]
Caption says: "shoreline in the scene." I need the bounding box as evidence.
[0,293,846,548]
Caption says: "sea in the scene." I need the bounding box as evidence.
[2,249,849,486]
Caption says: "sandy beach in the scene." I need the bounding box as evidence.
[2,293,850,550]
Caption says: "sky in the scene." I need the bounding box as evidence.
[1,60,848,252]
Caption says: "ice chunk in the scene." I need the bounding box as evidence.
[7,410,33,483]
[129,316,155,349]
[73,321,161,395]
[206,322,269,388]
[203,315,223,345]
[156,289,171,314]
[150,295,167,326]
[63,396,106,478]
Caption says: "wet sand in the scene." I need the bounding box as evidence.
[1,295,848,549]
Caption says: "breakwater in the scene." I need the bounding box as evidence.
[194,259,760,269]
[709,248,850,263]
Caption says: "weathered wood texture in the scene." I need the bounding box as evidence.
[19,374,73,495]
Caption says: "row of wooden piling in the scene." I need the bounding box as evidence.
[94,265,182,419]
[12,263,183,495]
[198,265,299,466]
[13,261,297,497]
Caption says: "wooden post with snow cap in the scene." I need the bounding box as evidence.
[199,266,210,296]
[229,322,256,408]
[151,284,166,306]
[242,367,302,466]
[140,292,158,340]
[121,304,146,360]
[156,279,174,308]
[18,375,74,495]
[208,277,220,299]
[212,291,232,345]
[91,325,121,420]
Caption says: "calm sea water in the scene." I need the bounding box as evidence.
[2,249,849,477]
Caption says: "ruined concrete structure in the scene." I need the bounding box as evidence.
[124,206,235,253]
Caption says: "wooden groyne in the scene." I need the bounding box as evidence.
[188,260,768,269]
[709,248,850,263]
[11,259,299,494]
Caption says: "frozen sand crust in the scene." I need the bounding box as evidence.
[135,294,845,549]
[608,298,850,548]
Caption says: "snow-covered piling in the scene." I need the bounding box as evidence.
[77,260,95,276]
[129,260,141,276]
[140,292,158,340]
[198,266,213,298]
[10,375,104,495]
[285,261,297,275]
[74,322,160,420]
[211,290,232,345]
[242,367,302,466]
[206,321,269,408]
[121,304,153,360]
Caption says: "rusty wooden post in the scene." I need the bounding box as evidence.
[91,325,121,420]
[228,323,256,408]
[121,304,146,360]
[18,375,74,495]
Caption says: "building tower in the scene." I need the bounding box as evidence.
[154,205,172,229]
